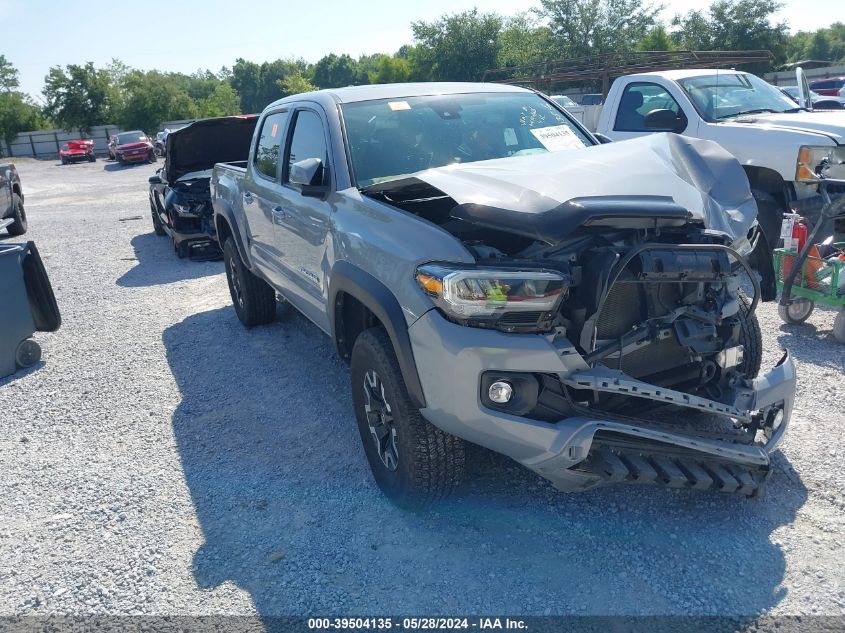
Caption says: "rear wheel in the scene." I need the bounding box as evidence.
[222,238,276,327]
[351,327,464,509]
[6,194,27,236]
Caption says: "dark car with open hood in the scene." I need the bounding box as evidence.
[210,82,796,509]
[148,115,258,259]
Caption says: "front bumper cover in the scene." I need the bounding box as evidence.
[409,310,796,496]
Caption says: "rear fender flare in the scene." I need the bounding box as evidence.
[214,205,253,270]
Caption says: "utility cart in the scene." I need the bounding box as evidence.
[776,178,845,342]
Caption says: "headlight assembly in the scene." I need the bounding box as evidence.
[795,145,845,182]
[415,264,568,332]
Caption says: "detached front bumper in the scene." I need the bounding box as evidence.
[409,310,796,496]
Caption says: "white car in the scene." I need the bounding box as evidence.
[550,95,585,124]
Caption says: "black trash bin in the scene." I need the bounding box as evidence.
[0,241,61,378]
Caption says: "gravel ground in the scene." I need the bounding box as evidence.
[0,157,843,620]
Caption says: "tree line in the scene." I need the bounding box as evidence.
[1,0,844,153]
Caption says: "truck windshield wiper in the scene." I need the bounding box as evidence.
[717,108,780,120]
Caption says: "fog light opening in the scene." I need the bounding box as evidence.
[488,380,514,404]
[771,409,784,432]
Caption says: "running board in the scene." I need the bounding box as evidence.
[562,366,751,422]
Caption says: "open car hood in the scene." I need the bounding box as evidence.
[165,115,258,183]
[364,133,757,245]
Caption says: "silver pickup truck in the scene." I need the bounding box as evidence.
[211,82,796,508]
[0,163,26,236]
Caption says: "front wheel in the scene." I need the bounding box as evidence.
[737,290,762,378]
[150,203,166,236]
[778,298,814,325]
[351,327,464,509]
[222,238,276,327]
[6,194,27,236]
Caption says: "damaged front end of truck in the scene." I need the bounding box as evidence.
[365,133,796,496]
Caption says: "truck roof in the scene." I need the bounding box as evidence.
[625,68,747,81]
[265,82,532,109]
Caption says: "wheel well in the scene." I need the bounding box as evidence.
[743,166,788,210]
[215,215,233,246]
[334,291,383,362]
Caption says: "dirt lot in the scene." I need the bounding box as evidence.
[1,157,844,619]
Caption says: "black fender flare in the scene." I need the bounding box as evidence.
[329,261,426,409]
[214,205,253,270]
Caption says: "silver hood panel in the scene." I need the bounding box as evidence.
[406,133,758,244]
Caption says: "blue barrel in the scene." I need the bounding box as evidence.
[0,242,61,378]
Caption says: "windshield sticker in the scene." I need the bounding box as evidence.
[271,122,279,137]
[530,125,583,151]
[503,128,518,146]
[388,101,412,111]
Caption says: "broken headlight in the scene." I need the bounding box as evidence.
[415,264,568,332]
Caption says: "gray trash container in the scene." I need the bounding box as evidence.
[0,241,61,379]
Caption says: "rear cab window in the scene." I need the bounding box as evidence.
[254,111,289,180]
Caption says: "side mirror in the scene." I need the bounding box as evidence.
[289,157,329,197]
[148,174,162,185]
[645,109,686,133]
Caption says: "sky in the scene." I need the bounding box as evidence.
[2,0,843,101]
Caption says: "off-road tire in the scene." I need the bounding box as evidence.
[737,290,762,378]
[7,194,27,236]
[350,327,465,509]
[222,238,276,327]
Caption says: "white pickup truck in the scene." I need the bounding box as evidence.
[587,69,845,266]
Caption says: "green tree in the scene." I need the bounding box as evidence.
[538,0,661,59]
[278,72,316,97]
[497,12,555,67]
[43,62,114,134]
[638,24,675,51]
[230,58,263,113]
[671,0,788,69]
[312,53,358,88]
[118,70,197,133]
[412,9,503,81]
[806,31,832,60]
[197,83,241,118]
[0,92,46,155]
[0,55,21,91]
[369,56,412,84]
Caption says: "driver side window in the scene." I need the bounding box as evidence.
[614,83,683,132]
[284,110,329,184]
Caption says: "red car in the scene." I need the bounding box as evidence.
[808,77,845,96]
[112,131,157,165]
[59,140,96,165]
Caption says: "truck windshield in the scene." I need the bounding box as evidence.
[677,73,799,121]
[341,93,592,188]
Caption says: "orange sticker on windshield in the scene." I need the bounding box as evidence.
[271,123,279,137]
